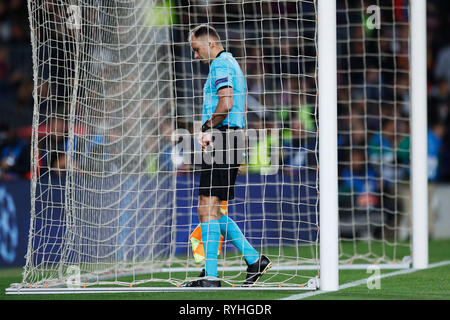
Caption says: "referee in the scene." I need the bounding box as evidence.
[185,25,271,288]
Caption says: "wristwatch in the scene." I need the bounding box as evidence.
[201,121,212,132]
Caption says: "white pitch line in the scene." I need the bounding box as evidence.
[280,260,450,300]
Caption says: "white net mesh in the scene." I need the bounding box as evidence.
[26,0,177,286]
[20,0,412,290]
[172,1,320,288]
[336,0,411,265]
[23,0,320,289]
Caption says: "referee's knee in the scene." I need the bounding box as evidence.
[198,195,221,222]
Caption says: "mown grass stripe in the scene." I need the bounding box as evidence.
[280,260,450,300]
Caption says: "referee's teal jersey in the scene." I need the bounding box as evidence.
[202,51,246,129]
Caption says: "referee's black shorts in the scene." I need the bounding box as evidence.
[198,127,245,201]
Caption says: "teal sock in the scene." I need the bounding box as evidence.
[201,220,221,278]
[218,215,259,265]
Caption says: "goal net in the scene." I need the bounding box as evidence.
[13,0,413,291]
[336,0,412,267]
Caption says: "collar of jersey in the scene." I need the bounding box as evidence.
[215,50,226,59]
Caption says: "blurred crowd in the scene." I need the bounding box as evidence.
[0,0,32,180]
[0,0,448,205]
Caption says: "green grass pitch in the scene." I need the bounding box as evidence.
[1,239,449,301]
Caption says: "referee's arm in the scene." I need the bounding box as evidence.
[203,87,233,130]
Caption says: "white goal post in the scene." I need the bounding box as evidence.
[6,0,428,294]
[318,0,429,291]
[410,0,429,270]
[318,0,338,291]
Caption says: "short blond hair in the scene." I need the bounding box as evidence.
[189,24,221,42]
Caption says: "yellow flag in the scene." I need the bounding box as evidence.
[189,201,228,263]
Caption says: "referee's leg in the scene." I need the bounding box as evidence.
[197,195,222,279]
[198,195,222,223]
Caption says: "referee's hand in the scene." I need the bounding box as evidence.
[197,131,213,150]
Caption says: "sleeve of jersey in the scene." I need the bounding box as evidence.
[212,62,233,91]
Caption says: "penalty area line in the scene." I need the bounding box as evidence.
[280,260,450,300]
